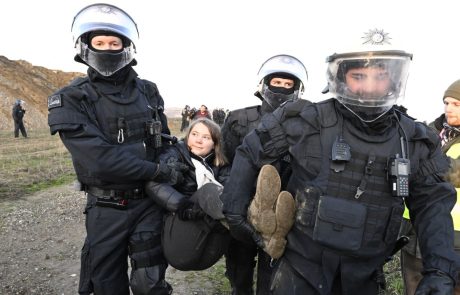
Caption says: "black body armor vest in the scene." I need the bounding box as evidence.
[293,101,414,258]
[50,77,165,188]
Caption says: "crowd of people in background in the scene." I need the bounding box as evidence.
[181,104,228,132]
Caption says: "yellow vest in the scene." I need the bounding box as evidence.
[403,142,460,230]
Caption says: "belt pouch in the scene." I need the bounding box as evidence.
[313,195,367,251]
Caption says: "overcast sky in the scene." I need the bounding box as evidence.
[1,0,459,122]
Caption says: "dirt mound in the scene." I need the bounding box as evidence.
[0,56,84,131]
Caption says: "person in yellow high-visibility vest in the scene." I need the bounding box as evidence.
[401,79,460,295]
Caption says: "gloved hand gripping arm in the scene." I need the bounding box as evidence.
[144,180,206,220]
[222,107,292,250]
[152,161,188,186]
[145,180,190,212]
[225,213,265,249]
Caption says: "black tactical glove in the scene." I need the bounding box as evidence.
[225,213,265,249]
[154,162,188,186]
[415,269,454,295]
[178,203,206,221]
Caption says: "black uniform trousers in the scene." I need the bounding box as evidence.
[79,194,169,295]
[14,120,27,138]
[225,238,272,295]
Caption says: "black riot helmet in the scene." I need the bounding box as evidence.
[71,3,139,76]
[326,29,412,122]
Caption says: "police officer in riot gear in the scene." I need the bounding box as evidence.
[12,99,27,138]
[221,29,458,294]
[48,3,179,294]
[222,54,308,167]
[221,54,308,295]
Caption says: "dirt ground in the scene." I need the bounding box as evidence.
[0,183,229,295]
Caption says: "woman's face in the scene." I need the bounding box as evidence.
[187,122,215,157]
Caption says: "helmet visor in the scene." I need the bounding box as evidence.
[327,52,411,108]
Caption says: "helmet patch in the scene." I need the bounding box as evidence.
[98,5,116,14]
[362,29,391,45]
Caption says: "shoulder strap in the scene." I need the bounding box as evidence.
[246,106,260,122]
[313,98,338,128]
[233,105,259,127]
[140,79,162,109]
[282,98,312,118]
[68,76,89,87]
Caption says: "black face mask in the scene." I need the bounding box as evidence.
[266,73,300,91]
[261,86,297,110]
[261,75,300,110]
[268,85,295,95]
[88,64,134,85]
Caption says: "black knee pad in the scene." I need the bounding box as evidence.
[130,265,172,295]
[129,232,171,294]
[129,232,165,270]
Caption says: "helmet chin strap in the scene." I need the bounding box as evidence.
[264,99,277,112]
[339,100,392,123]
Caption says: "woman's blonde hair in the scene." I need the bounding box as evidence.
[184,118,228,167]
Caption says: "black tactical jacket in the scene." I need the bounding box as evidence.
[47,67,169,190]
[222,100,272,163]
[222,99,310,188]
[147,140,230,211]
[221,98,458,293]
[12,105,25,121]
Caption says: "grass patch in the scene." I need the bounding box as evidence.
[0,118,183,202]
[24,174,76,193]
[0,129,74,201]
[384,255,404,294]
[199,259,231,292]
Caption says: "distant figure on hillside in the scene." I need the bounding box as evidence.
[193,104,211,120]
[12,99,27,138]
[180,104,191,132]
